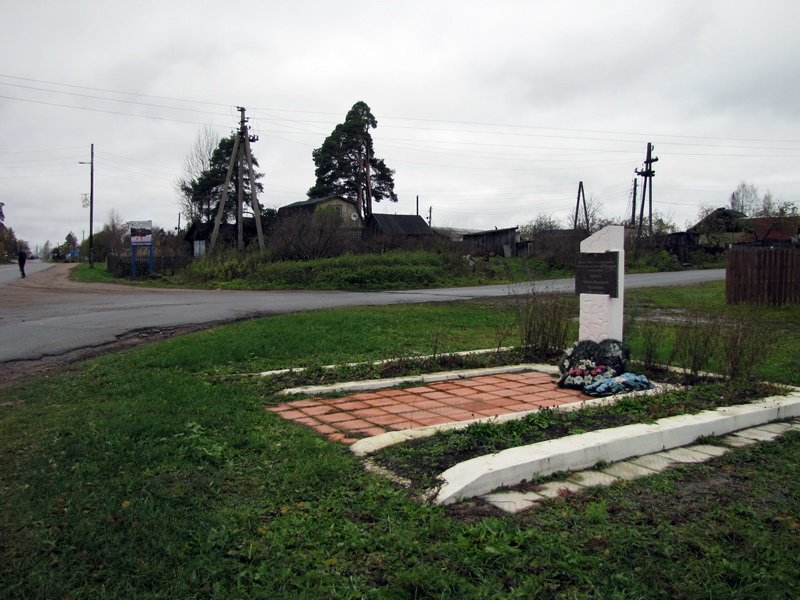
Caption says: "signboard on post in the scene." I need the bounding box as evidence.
[129,221,153,246]
[129,220,154,277]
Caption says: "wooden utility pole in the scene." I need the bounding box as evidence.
[79,144,95,268]
[209,107,266,253]
[243,131,265,252]
[573,181,589,231]
[237,115,245,252]
[209,135,240,251]
[630,177,638,226]
[635,143,658,237]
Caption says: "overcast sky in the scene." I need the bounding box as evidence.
[2,0,799,250]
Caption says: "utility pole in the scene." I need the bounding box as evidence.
[79,144,95,268]
[237,108,245,252]
[573,181,589,231]
[635,143,658,237]
[630,177,638,226]
[209,107,265,253]
[428,206,432,226]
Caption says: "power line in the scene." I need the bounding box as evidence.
[4,73,800,148]
[0,93,235,129]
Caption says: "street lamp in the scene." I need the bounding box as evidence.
[79,143,95,268]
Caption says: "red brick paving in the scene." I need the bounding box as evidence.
[264,370,588,445]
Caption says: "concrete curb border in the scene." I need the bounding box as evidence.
[434,390,800,505]
[282,363,558,396]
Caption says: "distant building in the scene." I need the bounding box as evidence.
[432,227,480,242]
[462,227,519,257]
[277,196,363,229]
[365,214,435,238]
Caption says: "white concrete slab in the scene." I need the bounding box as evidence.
[569,470,620,488]
[602,462,659,480]
[721,435,759,447]
[689,444,730,457]
[629,453,678,472]
[659,447,715,463]
[751,422,793,435]
[482,491,543,513]
[534,480,587,499]
[732,427,781,442]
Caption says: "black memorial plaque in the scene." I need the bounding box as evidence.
[575,251,619,297]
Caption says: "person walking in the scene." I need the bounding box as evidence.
[17,249,27,278]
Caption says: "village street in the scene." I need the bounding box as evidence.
[0,263,724,379]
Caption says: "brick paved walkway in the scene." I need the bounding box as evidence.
[266,370,588,444]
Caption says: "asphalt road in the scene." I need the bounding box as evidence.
[0,262,725,366]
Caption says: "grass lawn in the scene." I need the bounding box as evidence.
[70,262,120,284]
[1,283,799,598]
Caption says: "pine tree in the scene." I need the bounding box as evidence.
[308,101,397,219]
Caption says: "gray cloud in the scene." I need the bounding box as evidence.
[1,0,798,249]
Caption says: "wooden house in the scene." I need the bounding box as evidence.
[462,227,520,257]
[276,196,363,229]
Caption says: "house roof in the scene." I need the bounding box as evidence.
[688,207,748,233]
[432,227,481,241]
[279,196,356,211]
[463,226,518,238]
[368,213,434,236]
[744,216,800,242]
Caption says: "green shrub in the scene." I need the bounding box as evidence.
[176,249,501,290]
[628,250,682,273]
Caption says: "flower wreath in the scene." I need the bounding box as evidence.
[558,339,630,391]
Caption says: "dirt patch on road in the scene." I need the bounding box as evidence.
[3,263,164,298]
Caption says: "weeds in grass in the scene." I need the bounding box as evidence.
[636,320,670,372]
[668,310,719,381]
[514,287,573,361]
[491,310,516,352]
[718,310,776,381]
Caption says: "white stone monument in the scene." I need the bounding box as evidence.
[576,225,624,342]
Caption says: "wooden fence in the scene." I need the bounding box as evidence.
[726,246,800,305]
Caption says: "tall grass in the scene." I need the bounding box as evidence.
[514,288,575,360]
[625,282,790,384]
[176,249,500,290]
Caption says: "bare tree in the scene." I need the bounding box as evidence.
[269,208,354,260]
[729,182,760,215]
[567,195,605,233]
[175,126,221,224]
[105,209,127,255]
